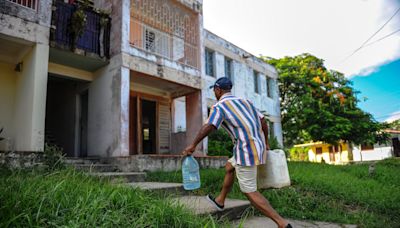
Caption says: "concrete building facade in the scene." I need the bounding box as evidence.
[0,0,282,166]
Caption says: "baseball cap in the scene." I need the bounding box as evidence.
[209,77,233,90]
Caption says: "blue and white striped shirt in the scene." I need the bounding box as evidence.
[207,93,267,166]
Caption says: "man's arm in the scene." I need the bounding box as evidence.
[182,123,217,156]
[260,117,270,150]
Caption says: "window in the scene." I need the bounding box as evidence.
[205,49,215,77]
[361,144,374,151]
[316,147,322,154]
[224,57,233,80]
[145,29,156,52]
[266,77,273,98]
[253,71,259,94]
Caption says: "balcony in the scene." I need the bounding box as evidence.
[130,0,200,70]
[49,0,111,71]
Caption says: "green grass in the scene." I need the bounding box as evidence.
[0,167,224,227]
[147,158,400,228]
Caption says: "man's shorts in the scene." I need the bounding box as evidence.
[228,157,257,193]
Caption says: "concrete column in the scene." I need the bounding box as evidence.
[89,59,130,157]
[185,90,206,154]
[14,44,49,152]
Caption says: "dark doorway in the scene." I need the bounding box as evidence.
[45,75,89,157]
[79,90,88,157]
[141,99,156,154]
[393,138,400,157]
[130,96,138,155]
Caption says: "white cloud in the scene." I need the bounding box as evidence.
[385,111,400,123]
[203,0,400,77]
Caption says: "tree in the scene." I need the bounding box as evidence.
[389,119,400,130]
[261,53,389,148]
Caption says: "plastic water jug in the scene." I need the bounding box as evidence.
[258,149,291,189]
[182,156,201,190]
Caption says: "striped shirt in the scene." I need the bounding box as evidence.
[207,93,267,166]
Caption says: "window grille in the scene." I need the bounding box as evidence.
[130,0,199,69]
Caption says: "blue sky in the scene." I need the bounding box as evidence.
[351,59,400,122]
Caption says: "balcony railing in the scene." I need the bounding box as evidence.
[6,0,37,10]
[51,0,111,58]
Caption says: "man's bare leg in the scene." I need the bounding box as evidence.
[214,162,235,206]
[244,191,288,228]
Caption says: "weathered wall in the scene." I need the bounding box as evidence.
[109,155,228,172]
[88,55,130,157]
[0,62,16,151]
[14,44,49,152]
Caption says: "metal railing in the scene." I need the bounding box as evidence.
[51,0,111,58]
[130,19,199,69]
[6,0,37,10]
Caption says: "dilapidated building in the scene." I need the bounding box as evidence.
[0,0,282,170]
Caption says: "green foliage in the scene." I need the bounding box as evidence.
[0,168,221,227]
[268,136,282,150]
[208,128,233,157]
[43,143,65,171]
[261,54,389,147]
[289,147,309,161]
[148,161,400,227]
[389,119,400,130]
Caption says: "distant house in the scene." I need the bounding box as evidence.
[294,130,400,164]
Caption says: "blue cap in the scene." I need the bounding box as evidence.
[209,77,233,90]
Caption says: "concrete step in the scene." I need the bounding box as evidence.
[73,164,118,172]
[233,216,357,228]
[126,182,184,194]
[64,157,102,165]
[174,195,251,220]
[91,172,147,182]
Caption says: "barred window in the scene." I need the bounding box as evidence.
[205,49,215,77]
[6,0,37,10]
[224,57,233,80]
[254,71,259,94]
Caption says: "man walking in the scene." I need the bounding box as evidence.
[182,77,291,228]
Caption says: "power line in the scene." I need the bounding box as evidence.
[363,28,400,48]
[341,7,400,63]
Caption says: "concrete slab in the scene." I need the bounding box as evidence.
[91,172,146,182]
[174,196,251,220]
[126,182,183,192]
[233,216,357,228]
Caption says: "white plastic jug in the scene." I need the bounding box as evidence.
[182,156,201,190]
[258,149,291,189]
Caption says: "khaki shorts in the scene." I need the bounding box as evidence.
[228,157,257,193]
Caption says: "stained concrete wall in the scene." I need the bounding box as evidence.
[14,44,49,151]
[0,62,17,151]
[88,56,130,157]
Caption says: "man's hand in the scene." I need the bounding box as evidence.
[182,144,196,156]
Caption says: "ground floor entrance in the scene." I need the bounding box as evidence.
[45,75,89,157]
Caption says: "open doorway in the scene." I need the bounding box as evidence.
[45,75,89,157]
[393,138,400,157]
[141,99,156,154]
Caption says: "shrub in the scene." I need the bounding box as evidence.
[289,147,309,161]
[208,128,233,156]
[43,143,65,171]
